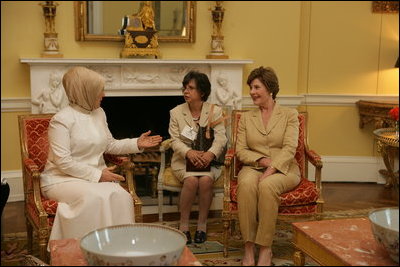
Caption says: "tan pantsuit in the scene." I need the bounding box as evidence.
[236,104,300,246]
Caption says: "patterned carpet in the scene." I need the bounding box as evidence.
[0,208,379,266]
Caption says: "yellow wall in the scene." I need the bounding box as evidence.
[1,1,399,172]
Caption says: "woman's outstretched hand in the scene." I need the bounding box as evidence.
[137,130,163,149]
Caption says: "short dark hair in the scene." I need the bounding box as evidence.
[182,71,211,101]
[247,66,279,100]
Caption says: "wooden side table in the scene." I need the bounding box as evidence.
[292,218,397,266]
[373,128,399,191]
[356,100,398,129]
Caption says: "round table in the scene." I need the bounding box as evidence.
[373,128,399,191]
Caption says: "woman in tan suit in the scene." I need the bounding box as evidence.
[169,71,227,244]
[236,67,300,266]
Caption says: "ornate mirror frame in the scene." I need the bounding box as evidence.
[74,1,196,42]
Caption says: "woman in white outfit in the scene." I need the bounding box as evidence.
[40,66,162,243]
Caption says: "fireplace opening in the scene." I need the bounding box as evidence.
[101,96,184,200]
[101,96,185,140]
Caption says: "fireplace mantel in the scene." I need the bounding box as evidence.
[20,58,253,114]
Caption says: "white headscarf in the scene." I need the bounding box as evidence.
[62,67,105,111]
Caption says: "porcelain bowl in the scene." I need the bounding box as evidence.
[80,223,186,266]
[368,208,399,263]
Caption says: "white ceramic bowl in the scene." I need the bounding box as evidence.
[80,223,186,266]
[368,208,399,263]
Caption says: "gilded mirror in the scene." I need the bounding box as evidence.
[74,1,196,42]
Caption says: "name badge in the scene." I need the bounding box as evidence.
[181,125,197,141]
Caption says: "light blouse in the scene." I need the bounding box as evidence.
[41,106,142,189]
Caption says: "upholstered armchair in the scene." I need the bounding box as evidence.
[18,114,142,263]
[157,139,224,222]
[222,110,324,257]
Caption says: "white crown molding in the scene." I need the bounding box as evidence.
[20,58,254,65]
[1,97,31,112]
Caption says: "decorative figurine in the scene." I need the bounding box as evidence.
[39,1,63,58]
[206,1,228,59]
[120,1,160,58]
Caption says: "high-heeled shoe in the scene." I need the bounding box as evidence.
[182,231,192,244]
[194,230,207,243]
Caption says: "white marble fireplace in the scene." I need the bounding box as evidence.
[20,58,253,114]
[20,58,253,212]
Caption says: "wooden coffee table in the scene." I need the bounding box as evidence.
[49,238,202,266]
[292,217,397,266]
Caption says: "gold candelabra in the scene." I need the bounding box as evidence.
[39,1,63,58]
[206,1,228,59]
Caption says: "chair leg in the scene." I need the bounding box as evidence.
[38,227,49,263]
[26,218,33,254]
[158,189,163,222]
[223,218,230,258]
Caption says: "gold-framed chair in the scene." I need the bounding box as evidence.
[18,113,142,263]
[222,110,324,257]
[157,139,224,222]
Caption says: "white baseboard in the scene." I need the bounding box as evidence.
[308,156,395,184]
[2,170,24,202]
[3,156,397,203]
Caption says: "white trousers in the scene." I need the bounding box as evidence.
[42,181,134,242]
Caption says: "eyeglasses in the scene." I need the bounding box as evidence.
[181,86,197,93]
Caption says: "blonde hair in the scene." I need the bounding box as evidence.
[62,67,105,111]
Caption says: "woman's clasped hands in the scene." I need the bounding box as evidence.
[186,150,215,168]
[257,157,277,183]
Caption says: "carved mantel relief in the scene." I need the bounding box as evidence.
[21,59,253,113]
[31,70,68,113]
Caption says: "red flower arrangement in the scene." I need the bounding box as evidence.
[389,107,399,121]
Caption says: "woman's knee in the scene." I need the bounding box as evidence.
[198,176,213,189]
[238,173,259,194]
[183,177,199,190]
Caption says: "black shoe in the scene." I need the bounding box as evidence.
[182,231,192,244]
[194,230,207,243]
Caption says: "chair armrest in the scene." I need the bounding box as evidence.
[223,149,236,210]
[159,139,173,152]
[305,149,324,212]
[23,158,48,217]
[117,159,143,223]
[224,148,235,167]
[306,149,323,168]
[24,158,40,173]
[103,153,128,166]
[103,154,142,222]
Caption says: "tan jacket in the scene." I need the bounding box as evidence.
[169,102,227,171]
[236,103,300,176]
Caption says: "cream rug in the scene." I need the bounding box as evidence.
[1,208,385,266]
